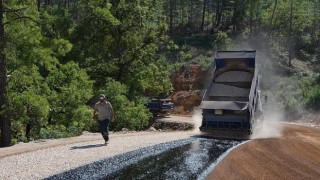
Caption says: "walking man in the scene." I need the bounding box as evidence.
[93,94,114,145]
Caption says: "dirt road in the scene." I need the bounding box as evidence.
[207,124,320,180]
[1,116,319,179]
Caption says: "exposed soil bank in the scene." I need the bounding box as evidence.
[207,124,320,180]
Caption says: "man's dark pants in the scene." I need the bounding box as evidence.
[98,119,110,142]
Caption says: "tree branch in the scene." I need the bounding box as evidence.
[3,7,27,13]
[3,16,39,26]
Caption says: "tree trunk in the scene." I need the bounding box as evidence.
[249,0,254,38]
[231,0,238,35]
[312,1,316,51]
[26,123,31,140]
[201,0,207,31]
[215,0,223,28]
[0,0,11,147]
[37,0,41,11]
[169,0,174,36]
[268,0,278,50]
[288,0,293,66]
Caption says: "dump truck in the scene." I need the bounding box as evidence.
[199,50,262,139]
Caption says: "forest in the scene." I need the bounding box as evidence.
[1,0,320,147]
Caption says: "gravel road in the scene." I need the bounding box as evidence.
[0,130,196,180]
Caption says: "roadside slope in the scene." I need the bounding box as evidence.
[207,124,320,180]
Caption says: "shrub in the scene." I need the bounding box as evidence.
[199,55,212,71]
[46,61,93,127]
[39,126,69,139]
[213,31,232,50]
[7,65,50,141]
[99,78,152,131]
[300,75,320,110]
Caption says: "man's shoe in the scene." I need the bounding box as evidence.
[104,141,109,146]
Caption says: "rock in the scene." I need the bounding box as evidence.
[81,131,90,135]
[121,128,129,132]
[148,127,157,132]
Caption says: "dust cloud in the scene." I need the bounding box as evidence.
[250,109,284,139]
[192,108,202,133]
[234,39,285,139]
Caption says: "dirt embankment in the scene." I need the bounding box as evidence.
[208,124,320,180]
[169,63,211,115]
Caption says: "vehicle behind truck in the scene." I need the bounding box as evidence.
[200,50,262,139]
[146,99,175,117]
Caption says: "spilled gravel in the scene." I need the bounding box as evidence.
[46,138,241,180]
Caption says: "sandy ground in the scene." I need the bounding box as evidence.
[207,124,320,180]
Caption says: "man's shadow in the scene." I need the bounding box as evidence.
[70,144,105,150]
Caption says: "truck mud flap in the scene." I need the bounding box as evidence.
[199,128,251,140]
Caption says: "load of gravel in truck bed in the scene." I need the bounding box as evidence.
[209,83,250,98]
[215,71,253,82]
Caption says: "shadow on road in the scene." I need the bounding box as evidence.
[70,144,104,150]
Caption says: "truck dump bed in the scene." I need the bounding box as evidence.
[199,50,261,139]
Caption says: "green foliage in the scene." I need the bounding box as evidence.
[4,0,320,145]
[99,78,151,131]
[7,66,50,140]
[69,106,94,134]
[213,32,232,50]
[39,126,69,139]
[179,50,193,61]
[199,54,213,71]
[46,61,93,127]
[295,34,314,55]
[114,104,151,131]
[129,63,173,97]
[70,0,167,89]
[173,34,215,48]
[9,92,50,134]
[275,77,304,116]
[300,75,320,109]
[275,75,320,116]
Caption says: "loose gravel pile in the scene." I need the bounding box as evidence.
[215,71,253,82]
[208,71,252,101]
[0,131,194,180]
[209,83,250,98]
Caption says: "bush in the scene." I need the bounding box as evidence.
[46,61,93,127]
[213,31,232,50]
[199,55,212,71]
[99,78,152,131]
[300,75,320,110]
[39,126,69,139]
[274,75,320,116]
[113,104,151,131]
[70,106,94,132]
[274,77,304,117]
[7,65,50,141]
[173,34,215,48]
